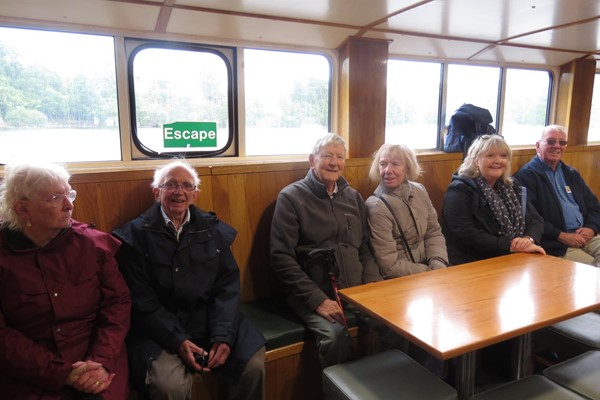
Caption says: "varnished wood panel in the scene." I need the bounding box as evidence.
[418,158,463,216]
[338,37,389,158]
[340,253,600,360]
[557,58,596,146]
[58,146,600,305]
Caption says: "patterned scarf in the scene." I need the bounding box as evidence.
[475,176,525,239]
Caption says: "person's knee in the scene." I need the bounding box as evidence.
[317,323,352,367]
[564,248,595,266]
[145,353,193,400]
[146,375,193,400]
[227,347,266,400]
[244,347,265,376]
[320,323,351,347]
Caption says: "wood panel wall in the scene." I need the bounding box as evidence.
[68,146,600,303]
[338,37,389,158]
[556,58,596,145]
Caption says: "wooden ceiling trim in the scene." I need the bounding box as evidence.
[155,0,175,33]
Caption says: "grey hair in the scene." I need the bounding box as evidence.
[151,159,200,189]
[0,162,70,231]
[458,135,513,186]
[310,133,347,156]
[369,143,422,182]
[541,124,567,139]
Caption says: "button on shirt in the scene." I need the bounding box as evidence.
[540,156,584,231]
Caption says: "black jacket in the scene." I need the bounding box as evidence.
[514,156,600,256]
[113,203,265,387]
[442,175,544,265]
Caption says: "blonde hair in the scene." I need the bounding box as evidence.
[458,135,513,185]
[0,162,70,230]
[369,143,422,182]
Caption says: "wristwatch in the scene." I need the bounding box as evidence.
[524,236,535,244]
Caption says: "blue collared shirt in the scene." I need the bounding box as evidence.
[537,155,583,231]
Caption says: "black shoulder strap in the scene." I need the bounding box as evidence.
[375,194,416,263]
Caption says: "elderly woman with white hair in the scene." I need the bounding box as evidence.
[0,162,131,400]
[442,134,546,265]
[366,143,449,278]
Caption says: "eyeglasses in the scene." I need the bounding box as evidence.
[158,182,196,192]
[40,189,77,207]
[478,134,504,141]
[542,138,568,146]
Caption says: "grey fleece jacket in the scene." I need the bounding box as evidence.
[270,169,382,311]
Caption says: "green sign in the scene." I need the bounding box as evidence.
[163,122,217,148]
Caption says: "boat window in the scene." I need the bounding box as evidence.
[0,27,119,164]
[244,49,331,156]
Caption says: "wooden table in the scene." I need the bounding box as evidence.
[339,253,600,399]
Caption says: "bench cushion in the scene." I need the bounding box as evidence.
[322,349,457,400]
[544,350,600,399]
[534,312,600,359]
[471,375,587,400]
[241,299,358,351]
[240,299,307,350]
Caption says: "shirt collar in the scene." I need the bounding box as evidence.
[160,206,190,238]
[535,154,561,173]
[328,182,339,198]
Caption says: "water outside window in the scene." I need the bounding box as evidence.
[0,27,119,164]
[244,49,331,156]
[502,68,550,145]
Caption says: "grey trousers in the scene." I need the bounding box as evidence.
[145,347,265,400]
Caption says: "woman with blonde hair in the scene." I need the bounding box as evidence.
[366,143,448,278]
[442,135,545,265]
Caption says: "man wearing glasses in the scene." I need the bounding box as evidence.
[515,125,600,266]
[113,159,266,400]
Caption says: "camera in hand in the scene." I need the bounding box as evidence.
[194,353,208,368]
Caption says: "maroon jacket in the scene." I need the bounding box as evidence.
[0,220,131,399]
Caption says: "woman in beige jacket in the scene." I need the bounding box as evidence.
[366,143,449,278]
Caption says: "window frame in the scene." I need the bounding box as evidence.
[126,39,238,159]
[386,57,555,151]
[241,47,334,157]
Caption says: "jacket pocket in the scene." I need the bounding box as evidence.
[344,213,363,247]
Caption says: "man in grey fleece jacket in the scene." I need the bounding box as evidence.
[270,133,382,368]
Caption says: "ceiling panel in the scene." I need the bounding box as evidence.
[168,8,357,48]
[381,0,600,43]
[506,19,600,53]
[470,45,586,67]
[174,0,421,26]
[0,0,159,31]
[0,0,597,67]
[370,32,489,61]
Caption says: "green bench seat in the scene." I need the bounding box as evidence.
[240,299,358,351]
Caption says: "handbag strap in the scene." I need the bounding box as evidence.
[375,194,416,263]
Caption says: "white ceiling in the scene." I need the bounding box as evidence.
[0,0,598,67]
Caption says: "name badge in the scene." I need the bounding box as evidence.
[565,185,572,193]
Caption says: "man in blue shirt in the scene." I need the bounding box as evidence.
[515,125,600,266]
